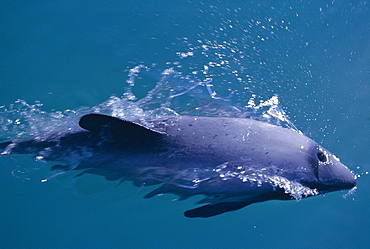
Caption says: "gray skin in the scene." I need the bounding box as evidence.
[0,114,356,217]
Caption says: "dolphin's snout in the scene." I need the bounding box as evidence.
[343,172,357,190]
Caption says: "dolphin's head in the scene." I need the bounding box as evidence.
[302,144,357,193]
[255,122,357,195]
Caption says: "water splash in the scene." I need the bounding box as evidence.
[1,65,298,140]
[212,162,319,200]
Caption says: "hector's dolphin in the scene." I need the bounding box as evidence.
[0,114,356,217]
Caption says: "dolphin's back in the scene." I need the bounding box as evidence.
[165,116,316,173]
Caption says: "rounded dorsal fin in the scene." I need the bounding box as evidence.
[79,114,165,140]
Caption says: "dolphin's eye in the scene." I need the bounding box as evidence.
[317,152,327,162]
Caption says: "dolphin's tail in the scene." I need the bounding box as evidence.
[0,141,12,153]
[0,140,57,155]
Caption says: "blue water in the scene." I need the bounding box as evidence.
[0,1,369,248]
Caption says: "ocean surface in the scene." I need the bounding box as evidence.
[0,1,369,248]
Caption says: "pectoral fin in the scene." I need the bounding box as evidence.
[184,202,251,218]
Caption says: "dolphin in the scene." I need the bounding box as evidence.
[0,114,356,217]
